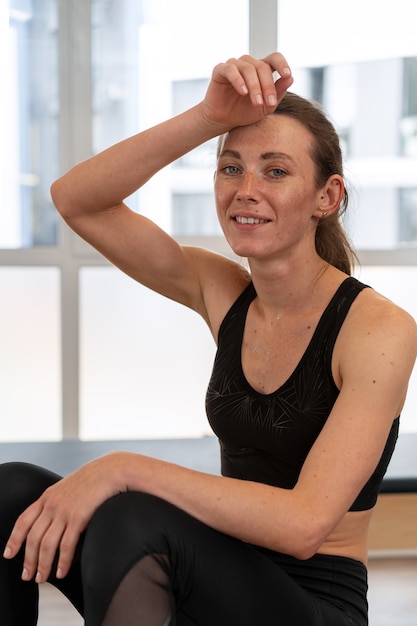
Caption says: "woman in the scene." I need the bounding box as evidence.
[1,52,416,626]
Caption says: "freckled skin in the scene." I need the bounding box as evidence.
[214,116,322,264]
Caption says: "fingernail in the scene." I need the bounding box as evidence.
[22,568,29,581]
[255,94,263,105]
[241,84,248,95]
[35,571,42,584]
[56,567,63,579]
[268,95,277,106]
[3,546,11,558]
[283,67,291,76]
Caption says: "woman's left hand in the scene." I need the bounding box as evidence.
[3,453,128,583]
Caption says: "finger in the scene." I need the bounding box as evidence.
[212,60,250,97]
[3,500,44,560]
[234,55,292,109]
[254,59,283,107]
[230,56,271,107]
[262,51,292,79]
[274,71,294,103]
[21,514,57,582]
[55,523,83,579]
[261,52,294,103]
[34,520,67,583]
[258,52,294,106]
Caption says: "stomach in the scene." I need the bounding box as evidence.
[317,508,373,565]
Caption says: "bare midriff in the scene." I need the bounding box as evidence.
[317,508,373,565]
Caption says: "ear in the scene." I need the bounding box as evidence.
[313,175,344,220]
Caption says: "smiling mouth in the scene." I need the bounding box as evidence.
[234,216,270,225]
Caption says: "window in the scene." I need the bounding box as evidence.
[399,188,417,244]
[172,193,222,237]
[1,0,58,248]
[2,1,417,441]
[401,57,417,158]
[84,0,249,438]
[172,79,216,170]
[0,266,61,441]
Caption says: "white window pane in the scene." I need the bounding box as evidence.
[91,0,248,233]
[172,193,222,237]
[80,267,216,440]
[277,2,417,251]
[1,1,59,248]
[399,188,417,243]
[278,0,417,66]
[0,267,61,440]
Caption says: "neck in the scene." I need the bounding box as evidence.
[248,255,335,319]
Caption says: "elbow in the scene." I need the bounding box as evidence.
[50,177,76,222]
[290,540,319,562]
[292,541,321,561]
[50,178,66,218]
[285,517,329,561]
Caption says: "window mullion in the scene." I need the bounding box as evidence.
[57,0,94,438]
[249,0,277,58]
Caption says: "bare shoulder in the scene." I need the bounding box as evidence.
[336,285,417,388]
[184,246,251,338]
[353,286,417,339]
[340,286,417,360]
[328,284,417,423]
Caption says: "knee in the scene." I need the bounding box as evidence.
[84,492,173,556]
[81,492,170,597]
[0,462,61,535]
[81,492,178,582]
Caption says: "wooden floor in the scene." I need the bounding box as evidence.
[366,558,417,626]
[37,557,417,626]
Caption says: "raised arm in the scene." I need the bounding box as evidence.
[51,53,293,318]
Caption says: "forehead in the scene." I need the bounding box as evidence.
[221,114,314,163]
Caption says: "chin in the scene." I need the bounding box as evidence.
[228,243,268,261]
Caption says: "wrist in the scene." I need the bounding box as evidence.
[191,102,233,140]
[104,450,159,494]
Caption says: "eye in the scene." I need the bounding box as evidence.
[221,165,241,175]
[268,168,286,178]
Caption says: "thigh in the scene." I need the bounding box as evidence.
[172,524,354,626]
[175,530,317,626]
[82,491,355,626]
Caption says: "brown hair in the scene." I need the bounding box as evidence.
[273,92,357,274]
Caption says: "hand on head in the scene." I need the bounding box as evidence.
[201,52,294,132]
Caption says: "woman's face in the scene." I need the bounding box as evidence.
[214,114,324,263]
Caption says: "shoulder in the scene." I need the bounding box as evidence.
[339,285,417,358]
[336,286,417,402]
[348,285,417,341]
[184,246,251,338]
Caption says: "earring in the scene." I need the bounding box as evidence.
[321,211,327,218]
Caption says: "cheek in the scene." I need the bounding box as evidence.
[213,193,224,231]
[214,183,230,217]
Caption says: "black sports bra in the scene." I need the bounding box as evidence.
[205,277,399,511]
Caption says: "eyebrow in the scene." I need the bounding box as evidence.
[218,149,295,164]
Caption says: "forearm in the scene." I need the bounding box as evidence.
[51,53,294,221]
[111,451,323,560]
[51,104,224,220]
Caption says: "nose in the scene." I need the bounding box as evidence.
[236,172,261,203]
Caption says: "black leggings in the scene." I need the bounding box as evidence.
[0,462,368,626]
